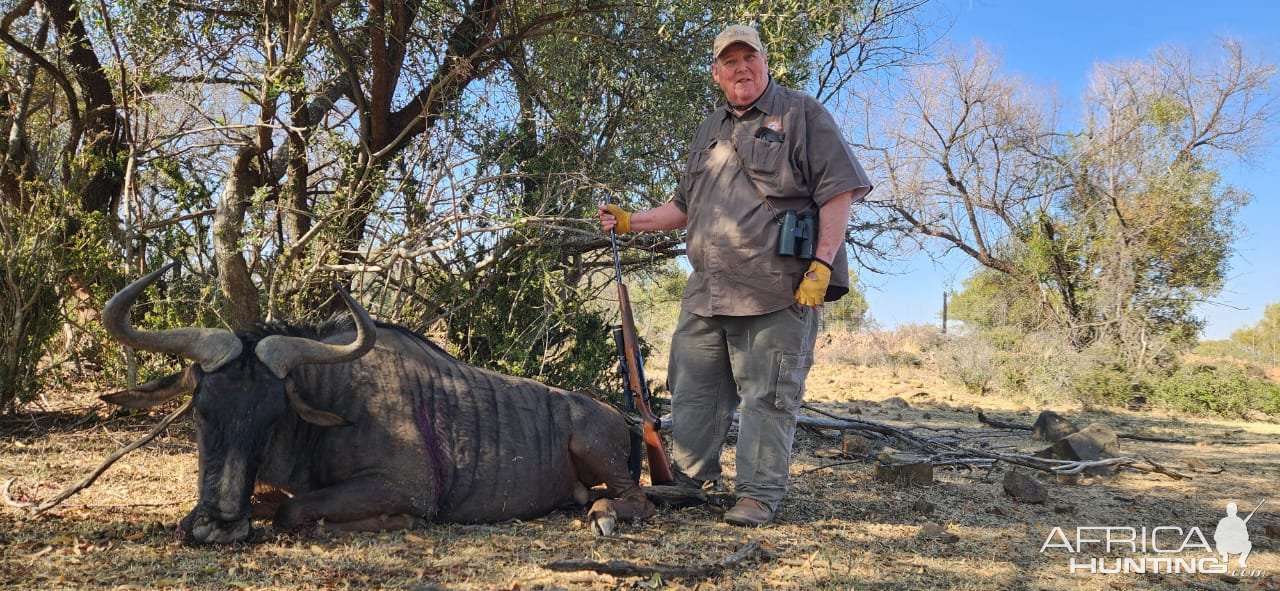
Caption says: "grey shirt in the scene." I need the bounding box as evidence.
[673,81,872,317]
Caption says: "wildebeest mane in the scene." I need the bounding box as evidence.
[238,315,458,360]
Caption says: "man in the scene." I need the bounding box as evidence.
[599,24,872,526]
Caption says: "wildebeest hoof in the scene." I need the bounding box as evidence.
[590,511,618,536]
[180,511,253,545]
[588,500,618,536]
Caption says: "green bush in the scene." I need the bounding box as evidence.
[0,194,71,412]
[1151,363,1280,418]
[937,333,998,395]
[1070,363,1139,408]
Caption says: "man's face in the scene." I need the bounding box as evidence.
[713,44,769,107]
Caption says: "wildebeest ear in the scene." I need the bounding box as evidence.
[100,365,201,409]
[285,381,351,427]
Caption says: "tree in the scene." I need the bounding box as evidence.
[873,41,1275,369]
[1229,303,1280,368]
[0,0,932,405]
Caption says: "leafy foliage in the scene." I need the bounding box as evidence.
[1151,363,1280,417]
[0,193,68,409]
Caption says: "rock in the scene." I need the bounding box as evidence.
[917,522,959,543]
[1002,470,1048,504]
[841,432,873,456]
[1031,410,1079,442]
[1245,410,1271,422]
[987,506,1006,516]
[1265,522,1280,539]
[911,499,937,515]
[881,396,910,409]
[1184,458,1212,471]
[1053,504,1076,514]
[874,450,933,486]
[1045,423,1122,475]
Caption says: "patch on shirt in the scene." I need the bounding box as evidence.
[765,117,783,132]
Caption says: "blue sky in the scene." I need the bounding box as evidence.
[863,0,1280,340]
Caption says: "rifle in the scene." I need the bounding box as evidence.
[607,199,675,486]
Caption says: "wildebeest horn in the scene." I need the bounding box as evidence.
[102,263,244,372]
[254,287,377,379]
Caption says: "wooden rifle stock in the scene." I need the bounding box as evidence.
[615,282,675,485]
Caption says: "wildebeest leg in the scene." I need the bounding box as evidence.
[569,415,657,536]
[274,475,427,534]
[251,483,291,520]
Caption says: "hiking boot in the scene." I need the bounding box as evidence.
[724,497,774,526]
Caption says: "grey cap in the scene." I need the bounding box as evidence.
[713,25,765,60]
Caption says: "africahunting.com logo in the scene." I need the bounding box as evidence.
[1040,499,1269,577]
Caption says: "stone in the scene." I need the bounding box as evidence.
[1265,522,1280,539]
[911,498,937,515]
[1045,423,1122,475]
[1184,458,1212,471]
[841,432,873,456]
[1002,470,1048,504]
[1031,410,1079,442]
[881,396,910,409]
[1053,504,1076,514]
[874,451,933,486]
[917,522,959,543]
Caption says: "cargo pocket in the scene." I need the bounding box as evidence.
[773,351,813,411]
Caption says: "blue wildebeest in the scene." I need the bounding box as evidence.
[101,264,655,543]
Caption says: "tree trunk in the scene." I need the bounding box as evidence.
[214,147,264,331]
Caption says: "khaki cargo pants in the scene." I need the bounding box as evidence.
[667,305,820,510]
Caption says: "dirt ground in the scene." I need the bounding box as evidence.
[2,362,1279,591]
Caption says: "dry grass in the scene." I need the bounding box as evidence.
[3,360,1280,590]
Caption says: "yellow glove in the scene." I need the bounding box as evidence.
[794,259,832,307]
[602,204,633,233]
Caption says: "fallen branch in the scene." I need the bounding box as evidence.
[976,411,1275,445]
[4,399,192,514]
[1134,456,1191,480]
[794,406,1190,480]
[543,541,764,579]
[1049,457,1136,475]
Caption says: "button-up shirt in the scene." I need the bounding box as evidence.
[673,80,872,317]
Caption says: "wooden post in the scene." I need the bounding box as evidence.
[942,291,948,335]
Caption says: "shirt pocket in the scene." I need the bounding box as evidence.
[741,136,806,198]
[741,136,784,177]
[690,144,714,176]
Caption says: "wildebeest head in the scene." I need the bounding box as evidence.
[99,264,376,544]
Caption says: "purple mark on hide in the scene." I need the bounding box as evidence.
[415,405,448,510]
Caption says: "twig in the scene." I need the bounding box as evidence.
[1133,456,1191,480]
[4,399,192,514]
[975,411,1028,431]
[543,541,764,579]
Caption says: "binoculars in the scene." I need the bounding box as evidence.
[776,210,816,260]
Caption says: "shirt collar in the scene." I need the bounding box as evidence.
[721,77,777,120]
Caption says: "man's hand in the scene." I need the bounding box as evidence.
[794,259,831,307]
[598,205,632,233]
